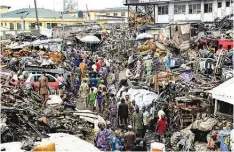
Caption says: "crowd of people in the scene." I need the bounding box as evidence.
[11,49,168,151]
[51,50,168,151]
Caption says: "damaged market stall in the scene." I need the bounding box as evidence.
[170,22,191,51]
[210,77,234,118]
[80,35,101,51]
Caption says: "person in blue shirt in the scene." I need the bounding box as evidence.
[73,58,79,72]
[110,130,124,151]
[90,74,98,88]
[74,74,81,95]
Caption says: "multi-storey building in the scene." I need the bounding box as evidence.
[67,7,128,24]
[124,0,234,23]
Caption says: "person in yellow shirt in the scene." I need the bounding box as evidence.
[79,60,87,79]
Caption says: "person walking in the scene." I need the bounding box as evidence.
[96,91,103,113]
[79,79,89,107]
[133,107,144,138]
[57,74,65,95]
[96,74,101,86]
[73,58,79,72]
[144,56,153,76]
[79,60,87,79]
[90,74,98,88]
[156,114,167,143]
[89,88,96,111]
[118,98,129,127]
[38,72,50,107]
[108,97,118,131]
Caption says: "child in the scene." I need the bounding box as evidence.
[96,91,103,113]
[156,115,167,143]
[89,88,96,111]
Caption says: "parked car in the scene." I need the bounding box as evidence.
[24,73,59,91]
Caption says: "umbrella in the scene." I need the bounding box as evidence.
[80,35,101,44]
[91,25,101,30]
[136,33,153,40]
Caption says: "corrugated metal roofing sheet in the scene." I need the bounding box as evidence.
[1,8,76,19]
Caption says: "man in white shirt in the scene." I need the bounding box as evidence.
[80,80,89,107]
[57,74,65,94]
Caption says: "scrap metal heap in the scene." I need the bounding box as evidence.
[0,19,233,151]
[0,85,95,146]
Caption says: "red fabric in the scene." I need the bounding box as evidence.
[156,119,167,135]
[96,62,101,71]
[71,51,76,57]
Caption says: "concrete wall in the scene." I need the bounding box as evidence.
[0,7,10,14]
[155,0,233,23]
[0,18,80,31]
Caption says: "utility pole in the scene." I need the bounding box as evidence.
[34,0,40,35]
[62,0,66,39]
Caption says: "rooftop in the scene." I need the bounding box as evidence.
[0,5,11,9]
[79,7,128,13]
[1,8,77,19]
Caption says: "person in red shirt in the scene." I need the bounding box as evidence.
[156,115,167,143]
[96,60,101,72]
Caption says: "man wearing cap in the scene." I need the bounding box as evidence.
[144,55,153,76]
[133,107,144,138]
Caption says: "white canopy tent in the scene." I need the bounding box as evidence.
[211,77,234,105]
[210,77,234,121]
[80,35,101,44]
[136,33,153,40]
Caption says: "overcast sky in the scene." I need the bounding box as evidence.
[0,0,123,11]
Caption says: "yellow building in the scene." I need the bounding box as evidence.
[0,5,11,14]
[0,8,81,36]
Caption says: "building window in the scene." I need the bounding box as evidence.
[158,6,168,15]
[1,23,3,26]
[37,22,42,26]
[204,3,212,13]
[189,4,201,14]
[226,0,233,7]
[218,2,222,8]
[113,13,118,16]
[10,23,14,30]
[174,5,186,14]
[5,23,7,26]
[106,13,110,16]
[47,23,51,29]
[121,12,125,16]
[31,23,36,30]
[51,23,57,28]
[17,23,21,30]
